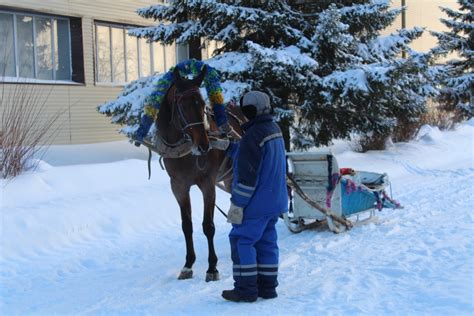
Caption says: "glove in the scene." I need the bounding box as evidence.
[227,203,243,224]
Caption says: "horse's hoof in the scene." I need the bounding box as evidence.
[205,271,220,282]
[178,267,193,280]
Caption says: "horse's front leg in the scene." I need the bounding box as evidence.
[198,180,220,282]
[171,180,195,280]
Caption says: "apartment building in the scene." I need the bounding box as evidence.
[0,0,191,144]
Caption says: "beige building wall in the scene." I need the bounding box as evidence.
[406,0,458,54]
[0,0,167,144]
[386,0,459,57]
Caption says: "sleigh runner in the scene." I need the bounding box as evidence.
[285,150,401,233]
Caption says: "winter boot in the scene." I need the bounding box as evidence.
[258,289,278,299]
[221,289,257,303]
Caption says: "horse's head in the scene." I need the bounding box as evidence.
[171,66,210,155]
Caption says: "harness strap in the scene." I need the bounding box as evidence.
[140,138,193,179]
[216,155,232,183]
[148,148,152,180]
[142,107,243,179]
[215,203,228,218]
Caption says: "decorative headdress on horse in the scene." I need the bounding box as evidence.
[137,59,227,141]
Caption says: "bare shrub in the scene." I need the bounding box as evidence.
[392,117,422,143]
[429,93,467,130]
[393,98,463,143]
[350,132,389,153]
[419,107,457,130]
[349,97,466,152]
[1,83,64,179]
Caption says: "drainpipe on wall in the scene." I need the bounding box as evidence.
[401,0,407,58]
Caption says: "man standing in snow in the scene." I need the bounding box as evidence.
[222,91,288,303]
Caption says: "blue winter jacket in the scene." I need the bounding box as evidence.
[227,114,288,219]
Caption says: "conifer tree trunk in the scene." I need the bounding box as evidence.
[188,38,202,60]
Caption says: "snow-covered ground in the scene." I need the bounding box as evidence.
[1,122,473,315]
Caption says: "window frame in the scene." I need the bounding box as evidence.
[94,21,177,86]
[0,9,73,83]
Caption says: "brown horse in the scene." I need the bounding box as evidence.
[155,66,243,281]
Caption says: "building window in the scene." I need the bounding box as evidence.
[0,10,72,81]
[95,22,176,84]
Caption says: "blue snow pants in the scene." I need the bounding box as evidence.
[229,215,279,299]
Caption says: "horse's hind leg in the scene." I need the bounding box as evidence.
[171,180,196,280]
[199,180,220,282]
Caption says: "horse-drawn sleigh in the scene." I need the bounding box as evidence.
[285,150,402,234]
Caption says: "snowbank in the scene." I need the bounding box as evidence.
[1,122,473,315]
[39,141,150,166]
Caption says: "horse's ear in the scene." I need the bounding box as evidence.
[192,65,207,87]
[173,67,184,89]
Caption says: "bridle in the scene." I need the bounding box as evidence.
[172,86,206,134]
[172,86,210,169]
[168,85,212,164]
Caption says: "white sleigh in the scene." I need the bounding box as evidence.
[285,150,401,233]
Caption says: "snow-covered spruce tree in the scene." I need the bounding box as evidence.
[431,0,473,119]
[100,0,435,150]
[294,2,436,149]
